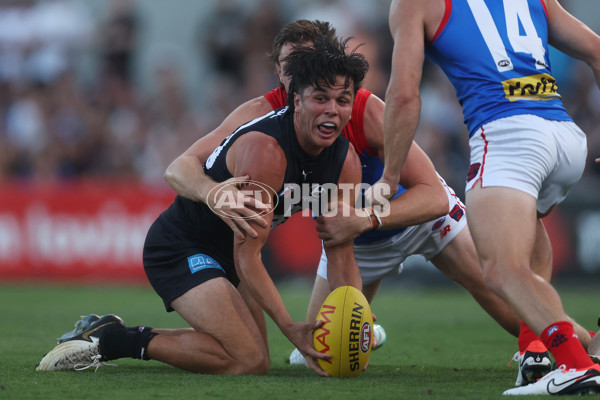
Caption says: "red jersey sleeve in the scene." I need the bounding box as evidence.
[263,87,287,110]
[343,88,377,156]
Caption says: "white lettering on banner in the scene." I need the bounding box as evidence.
[23,202,157,269]
[0,214,21,264]
[576,212,600,273]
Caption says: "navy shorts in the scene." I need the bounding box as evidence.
[143,217,239,312]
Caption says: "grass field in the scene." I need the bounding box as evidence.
[0,280,597,399]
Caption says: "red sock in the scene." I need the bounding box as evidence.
[540,321,593,369]
[518,321,541,354]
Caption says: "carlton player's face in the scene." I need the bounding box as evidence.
[293,76,354,156]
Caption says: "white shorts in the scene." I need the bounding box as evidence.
[466,115,587,214]
[317,179,468,285]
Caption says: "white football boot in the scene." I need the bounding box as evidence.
[37,338,104,371]
[503,364,600,395]
[37,314,124,371]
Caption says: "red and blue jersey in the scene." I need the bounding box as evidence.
[426,0,572,136]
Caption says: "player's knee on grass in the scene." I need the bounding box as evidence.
[225,335,270,375]
[185,344,269,374]
[230,350,270,375]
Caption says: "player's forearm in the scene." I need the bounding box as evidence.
[381,94,421,184]
[164,155,216,204]
[380,182,448,229]
[234,244,294,331]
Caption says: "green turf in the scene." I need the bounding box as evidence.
[0,281,596,399]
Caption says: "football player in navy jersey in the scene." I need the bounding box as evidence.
[378,0,600,394]
[36,38,368,377]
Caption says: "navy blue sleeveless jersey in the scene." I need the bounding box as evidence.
[158,107,350,270]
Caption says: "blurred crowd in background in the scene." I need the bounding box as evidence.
[0,0,599,201]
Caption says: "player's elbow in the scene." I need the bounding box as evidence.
[163,157,180,185]
[385,88,421,113]
[163,154,197,189]
[420,182,449,221]
[431,186,450,218]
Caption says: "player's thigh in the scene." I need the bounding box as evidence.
[430,226,481,284]
[171,277,267,355]
[465,185,538,269]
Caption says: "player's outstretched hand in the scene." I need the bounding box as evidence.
[205,175,269,240]
[285,320,331,377]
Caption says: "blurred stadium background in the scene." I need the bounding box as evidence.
[0,0,599,285]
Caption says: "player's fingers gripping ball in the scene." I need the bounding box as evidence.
[313,286,373,377]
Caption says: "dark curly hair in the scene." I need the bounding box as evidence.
[283,36,369,112]
[268,20,337,67]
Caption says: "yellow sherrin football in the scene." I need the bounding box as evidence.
[313,286,373,377]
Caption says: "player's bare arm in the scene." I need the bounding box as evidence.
[164,97,273,238]
[544,0,600,88]
[319,145,363,291]
[389,143,449,225]
[364,94,448,227]
[227,132,330,377]
[378,0,428,190]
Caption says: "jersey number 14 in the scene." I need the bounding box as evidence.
[467,0,547,72]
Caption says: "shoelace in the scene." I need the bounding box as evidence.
[508,351,520,367]
[74,355,117,372]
